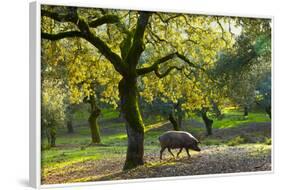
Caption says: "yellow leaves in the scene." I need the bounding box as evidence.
[54,41,121,106]
[42,79,66,125]
[157,81,165,93]
[69,86,83,104]
[41,9,239,113]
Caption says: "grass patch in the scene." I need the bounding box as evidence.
[203,138,223,146]
[190,109,270,130]
[101,108,119,120]
[227,136,246,146]
[213,111,270,129]
[41,146,127,172]
[264,137,272,145]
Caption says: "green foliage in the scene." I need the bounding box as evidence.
[264,137,272,145]
[255,72,271,114]
[254,34,271,56]
[210,18,271,114]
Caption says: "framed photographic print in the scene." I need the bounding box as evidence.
[29,0,273,188]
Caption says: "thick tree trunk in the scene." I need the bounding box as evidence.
[169,113,180,131]
[265,105,271,119]
[88,109,101,144]
[119,77,145,170]
[243,106,249,117]
[67,121,74,133]
[88,95,101,144]
[177,112,183,129]
[175,101,183,129]
[201,108,213,136]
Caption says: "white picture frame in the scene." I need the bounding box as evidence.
[29,0,274,189]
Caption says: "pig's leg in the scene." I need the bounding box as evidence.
[185,148,191,158]
[160,147,166,160]
[177,148,183,157]
[167,148,175,158]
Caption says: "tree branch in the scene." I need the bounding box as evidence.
[41,31,83,40]
[155,13,182,23]
[215,17,228,46]
[137,52,177,75]
[154,66,182,78]
[125,11,151,68]
[75,18,125,74]
[175,52,198,68]
[183,69,194,80]
[137,51,201,76]
[41,9,77,23]
[88,15,120,28]
[41,9,126,75]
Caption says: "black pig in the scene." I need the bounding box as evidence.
[158,131,201,159]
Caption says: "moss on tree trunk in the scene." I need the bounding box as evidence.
[88,95,101,144]
[201,108,213,136]
[119,77,145,170]
[169,112,180,131]
[175,100,183,129]
[88,109,101,144]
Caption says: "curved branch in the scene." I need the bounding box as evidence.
[178,53,207,73]
[155,66,182,78]
[41,9,126,75]
[41,9,77,23]
[137,51,201,76]
[137,52,176,75]
[88,15,120,28]
[215,17,228,46]
[75,18,125,74]
[175,52,197,68]
[183,69,194,80]
[41,31,83,40]
[155,13,182,23]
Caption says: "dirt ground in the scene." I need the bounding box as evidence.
[42,122,271,184]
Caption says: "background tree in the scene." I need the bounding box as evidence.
[64,39,120,144]
[41,30,67,147]
[41,79,66,147]
[255,70,271,118]
[42,30,121,144]
[212,18,271,117]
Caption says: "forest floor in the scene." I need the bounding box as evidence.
[41,116,272,184]
[42,143,271,184]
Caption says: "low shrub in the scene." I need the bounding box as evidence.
[264,137,272,145]
[227,136,245,146]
